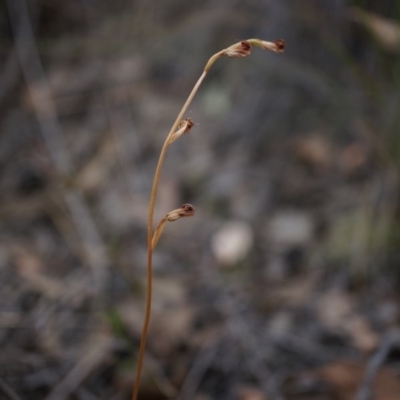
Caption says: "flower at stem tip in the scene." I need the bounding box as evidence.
[249,38,285,53]
[224,39,285,59]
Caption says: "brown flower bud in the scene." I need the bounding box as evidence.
[169,118,195,144]
[262,39,285,52]
[166,203,195,221]
[273,39,285,52]
[180,118,195,133]
[248,38,285,53]
[152,204,195,249]
[224,41,252,58]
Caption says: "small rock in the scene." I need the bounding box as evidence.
[211,221,253,266]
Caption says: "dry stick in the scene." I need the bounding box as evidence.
[176,343,218,400]
[356,331,400,400]
[132,39,284,400]
[7,0,110,297]
[0,49,20,105]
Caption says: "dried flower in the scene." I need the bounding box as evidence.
[224,40,252,58]
[248,38,285,53]
[152,204,195,249]
[166,203,195,221]
[168,118,195,144]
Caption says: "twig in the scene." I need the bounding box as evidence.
[7,0,70,174]
[221,293,287,400]
[102,91,137,197]
[356,331,400,400]
[44,334,115,400]
[176,343,218,400]
[63,191,109,294]
[0,49,20,105]
[7,0,110,298]
[146,353,178,398]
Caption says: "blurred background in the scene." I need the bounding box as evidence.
[1,0,400,399]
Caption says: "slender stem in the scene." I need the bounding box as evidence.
[131,38,284,399]
[132,52,223,399]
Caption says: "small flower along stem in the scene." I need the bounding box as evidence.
[152,204,196,250]
[132,38,284,400]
